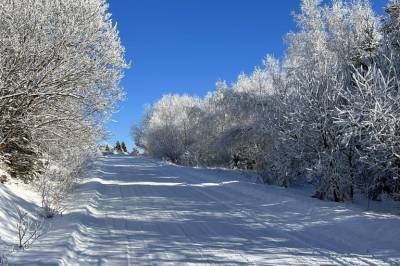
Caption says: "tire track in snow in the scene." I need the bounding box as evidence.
[161,166,308,265]
[161,164,386,265]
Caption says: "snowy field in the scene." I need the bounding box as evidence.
[1,155,400,265]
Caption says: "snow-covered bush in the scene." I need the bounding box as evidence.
[38,139,96,218]
[38,166,70,218]
[14,206,46,250]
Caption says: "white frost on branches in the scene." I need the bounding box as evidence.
[0,0,127,181]
[134,0,400,202]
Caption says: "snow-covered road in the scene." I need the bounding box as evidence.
[12,155,400,265]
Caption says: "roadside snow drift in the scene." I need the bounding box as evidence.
[2,155,400,265]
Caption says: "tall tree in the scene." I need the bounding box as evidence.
[115,141,122,153]
[121,142,128,153]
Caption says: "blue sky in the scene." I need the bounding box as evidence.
[106,0,387,151]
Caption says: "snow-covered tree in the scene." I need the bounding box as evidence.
[334,1,400,199]
[134,0,399,202]
[0,0,126,202]
[279,0,381,200]
[121,142,128,153]
[115,141,122,153]
[133,94,201,162]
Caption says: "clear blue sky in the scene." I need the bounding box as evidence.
[106,0,387,151]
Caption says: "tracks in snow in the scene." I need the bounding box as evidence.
[10,155,400,265]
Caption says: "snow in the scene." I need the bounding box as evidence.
[0,168,9,179]
[1,155,400,265]
[0,175,43,258]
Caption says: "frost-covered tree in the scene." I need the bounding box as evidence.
[0,0,127,182]
[134,0,399,202]
[281,0,381,201]
[334,1,400,199]
[133,94,200,162]
[207,57,282,170]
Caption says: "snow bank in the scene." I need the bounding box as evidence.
[0,176,43,261]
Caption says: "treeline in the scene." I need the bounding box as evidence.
[100,141,129,154]
[134,0,400,202]
[0,0,126,215]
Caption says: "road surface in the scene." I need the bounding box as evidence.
[13,155,400,265]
